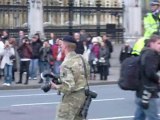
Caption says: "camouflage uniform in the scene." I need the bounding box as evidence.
[56,51,90,120]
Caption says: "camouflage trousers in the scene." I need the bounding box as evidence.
[55,90,86,120]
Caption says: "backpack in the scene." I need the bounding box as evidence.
[118,56,142,91]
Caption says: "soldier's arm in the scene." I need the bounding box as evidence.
[55,66,76,94]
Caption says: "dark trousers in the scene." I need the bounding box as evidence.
[19,61,30,84]
[12,59,17,81]
[99,65,109,80]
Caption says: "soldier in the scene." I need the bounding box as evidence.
[51,35,90,120]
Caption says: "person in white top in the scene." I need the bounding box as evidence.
[48,32,56,45]
[1,40,15,86]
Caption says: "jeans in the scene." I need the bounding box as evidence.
[4,64,13,84]
[29,59,38,79]
[39,61,50,73]
[39,61,50,82]
[134,97,159,120]
[53,61,62,77]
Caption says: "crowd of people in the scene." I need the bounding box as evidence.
[0,29,113,86]
[0,0,160,120]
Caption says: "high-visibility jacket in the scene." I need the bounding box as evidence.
[132,37,146,55]
[143,12,160,38]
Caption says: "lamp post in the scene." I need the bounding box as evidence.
[112,12,121,28]
[80,0,82,27]
[26,0,30,34]
[13,0,20,27]
[46,0,49,22]
[96,0,101,36]
[68,0,73,35]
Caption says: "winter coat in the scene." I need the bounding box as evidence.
[119,46,132,63]
[136,48,160,98]
[99,46,110,66]
[75,40,84,54]
[39,46,53,63]
[89,43,100,62]
[51,44,65,62]
[0,46,15,69]
[17,43,32,59]
[31,40,42,59]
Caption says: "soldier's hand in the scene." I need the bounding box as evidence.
[51,81,59,90]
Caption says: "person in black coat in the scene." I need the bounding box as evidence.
[98,42,110,80]
[102,34,113,58]
[1,30,9,43]
[73,32,84,54]
[29,33,43,80]
[119,42,132,63]
[134,35,160,120]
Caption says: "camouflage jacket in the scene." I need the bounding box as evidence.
[57,51,90,94]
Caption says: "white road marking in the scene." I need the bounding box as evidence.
[93,98,125,102]
[0,88,42,92]
[12,102,59,107]
[92,84,117,88]
[0,93,57,98]
[11,98,125,107]
[89,115,134,120]
[89,114,160,120]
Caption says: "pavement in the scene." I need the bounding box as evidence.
[0,43,122,90]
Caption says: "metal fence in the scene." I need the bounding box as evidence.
[0,0,124,43]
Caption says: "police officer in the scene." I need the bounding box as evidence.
[132,0,160,56]
[132,37,146,55]
[144,0,160,38]
[51,35,90,120]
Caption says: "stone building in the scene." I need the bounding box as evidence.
[0,0,124,40]
[0,0,122,27]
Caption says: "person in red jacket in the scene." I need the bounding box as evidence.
[51,38,65,77]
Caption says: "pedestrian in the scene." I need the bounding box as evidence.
[1,30,9,43]
[8,37,17,81]
[16,37,32,85]
[88,37,100,80]
[102,34,113,58]
[50,35,90,120]
[79,29,88,41]
[29,33,42,80]
[119,42,132,63]
[0,36,4,78]
[1,40,15,86]
[134,35,160,120]
[51,38,65,77]
[48,32,56,45]
[82,40,90,62]
[73,32,84,54]
[38,41,53,83]
[99,42,110,80]
[16,30,25,47]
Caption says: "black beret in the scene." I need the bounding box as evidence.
[62,35,77,44]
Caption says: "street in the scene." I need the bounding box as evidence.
[0,84,159,120]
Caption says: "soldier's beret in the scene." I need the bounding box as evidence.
[62,35,77,44]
